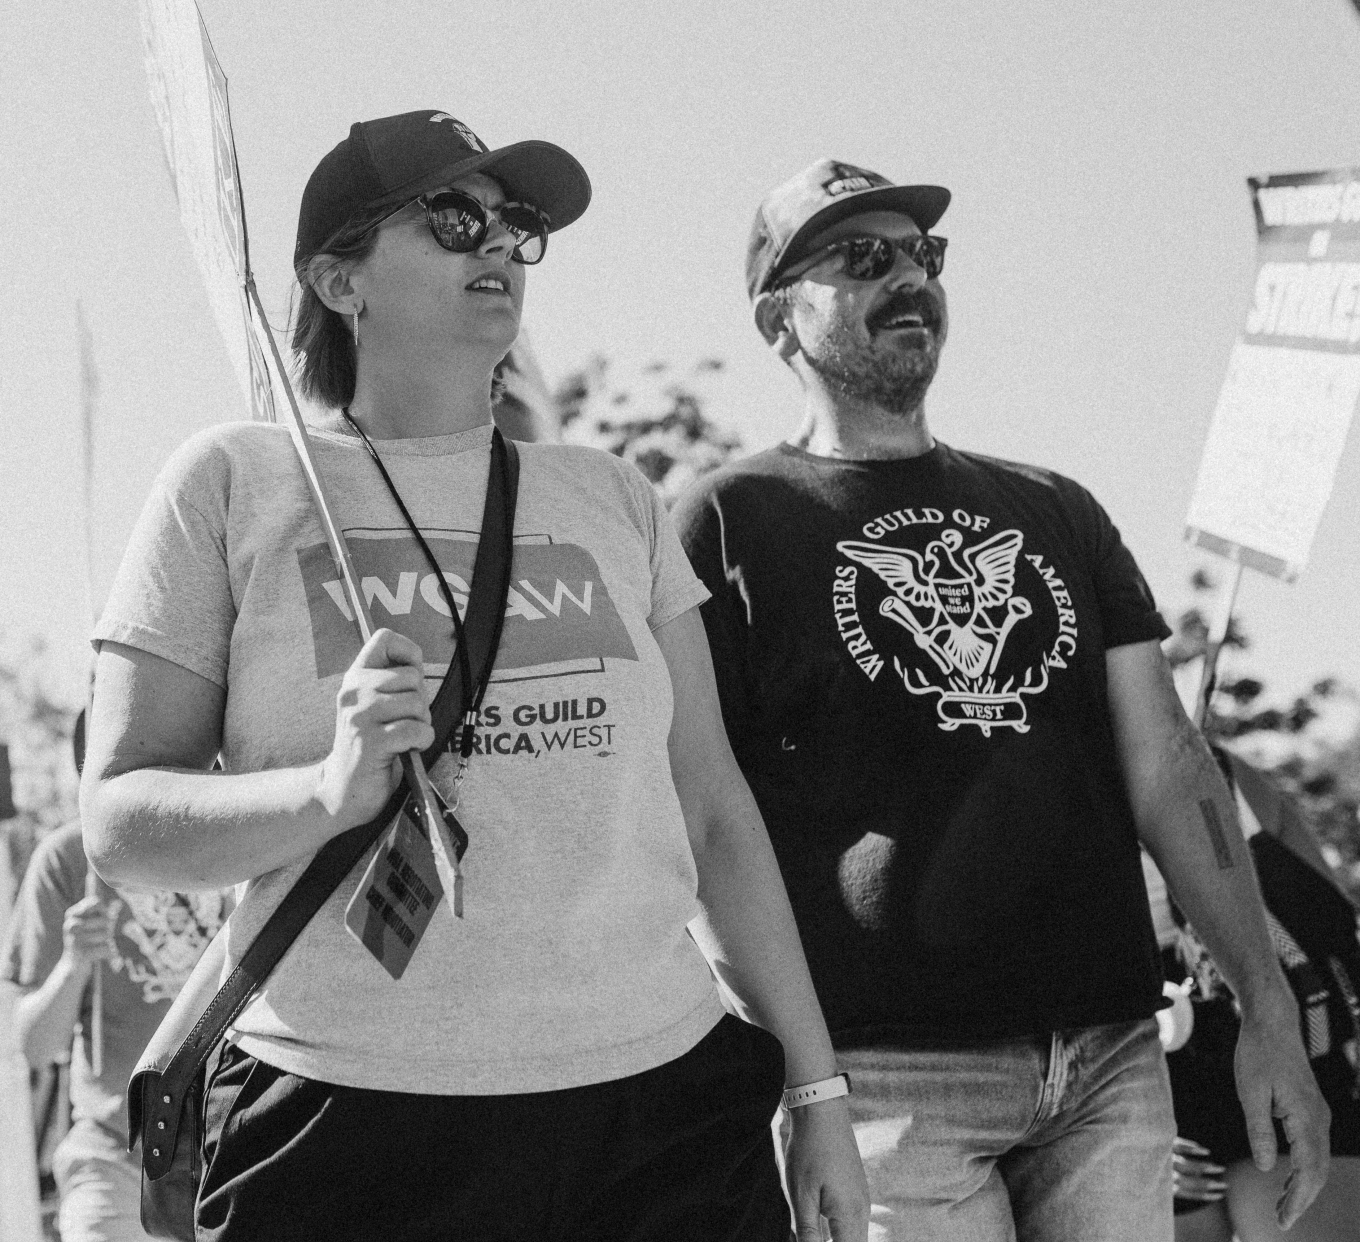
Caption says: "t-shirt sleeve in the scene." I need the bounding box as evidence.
[673,484,757,747]
[92,437,236,687]
[618,463,710,631]
[1064,481,1171,650]
[2,827,82,989]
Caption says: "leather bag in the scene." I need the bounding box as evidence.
[126,431,518,1241]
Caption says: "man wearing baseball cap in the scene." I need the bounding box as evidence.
[673,159,1329,1239]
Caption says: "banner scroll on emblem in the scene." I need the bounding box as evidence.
[1185,168,1360,582]
[139,0,275,421]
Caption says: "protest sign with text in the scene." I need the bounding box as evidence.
[1185,168,1360,580]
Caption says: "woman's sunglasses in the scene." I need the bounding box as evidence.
[377,189,552,265]
[784,234,948,285]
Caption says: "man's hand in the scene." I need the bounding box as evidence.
[1171,1137,1226,1204]
[60,894,116,972]
[1234,1003,1331,1229]
[16,892,119,1066]
[784,1099,870,1241]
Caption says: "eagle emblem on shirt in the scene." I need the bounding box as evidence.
[835,522,1054,736]
[837,529,1030,680]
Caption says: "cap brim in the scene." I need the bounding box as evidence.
[773,184,951,285]
[370,139,592,233]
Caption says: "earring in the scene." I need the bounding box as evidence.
[351,309,360,348]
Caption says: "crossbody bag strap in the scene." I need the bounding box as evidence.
[135,432,519,1172]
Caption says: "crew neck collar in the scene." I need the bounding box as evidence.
[306,410,496,458]
[778,439,948,469]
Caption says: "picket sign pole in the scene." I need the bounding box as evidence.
[0,842,43,1241]
[1193,559,1245,730]
[83,868,104,1079]
[243,279,464,908]
[138,0,461,909]
[77,303,106,1079]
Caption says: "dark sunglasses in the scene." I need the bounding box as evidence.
[379,189,552,265]
[787,233,948,285]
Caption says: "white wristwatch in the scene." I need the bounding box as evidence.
[782,1072,852,1109]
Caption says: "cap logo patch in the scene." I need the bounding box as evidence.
[430,113,486,152]
[823,163,889,197]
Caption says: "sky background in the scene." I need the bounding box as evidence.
[4,0,1360,710]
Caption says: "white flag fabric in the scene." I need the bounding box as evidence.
[139,0,275,421]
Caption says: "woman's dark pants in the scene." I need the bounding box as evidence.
[196,1013,789,1241]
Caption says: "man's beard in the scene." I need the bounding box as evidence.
[802,290,944,415]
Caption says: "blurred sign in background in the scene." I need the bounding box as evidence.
[1186,168,1360,582]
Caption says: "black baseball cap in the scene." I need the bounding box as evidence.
[294,109,592,265]
[746,158,950,298]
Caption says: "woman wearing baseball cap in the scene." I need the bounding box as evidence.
[82,111,868,1240]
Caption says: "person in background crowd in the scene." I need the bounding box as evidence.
[3,711,231,1242]
[1155,752,1360,1242]
[80,111,867,1241]
[673,157,1330,1241]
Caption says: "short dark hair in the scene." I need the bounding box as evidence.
[291,199,511,411]
[291,215,383,409]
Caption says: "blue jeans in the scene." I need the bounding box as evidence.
[839,1018,1175,1242]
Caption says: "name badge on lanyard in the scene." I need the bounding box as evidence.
[344,806,444,979]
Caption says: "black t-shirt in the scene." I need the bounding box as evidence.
[675,440,1172,1045]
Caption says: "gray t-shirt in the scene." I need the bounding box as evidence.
[2,822,231,1138]
[94,416,723,1094]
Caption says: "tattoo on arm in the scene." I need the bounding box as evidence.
[1199,798,1235,870]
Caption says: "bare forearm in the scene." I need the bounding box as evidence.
[688,776,837,1085]
[80,763,338,891]
[1109,643,1329,1225]
[14,961,88,1067]
[1132,723,1292,1016]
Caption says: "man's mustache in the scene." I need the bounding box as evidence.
[868,288,944,334]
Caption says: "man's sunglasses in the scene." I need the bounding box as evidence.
[376,189,552,265]
[784,234,948,285]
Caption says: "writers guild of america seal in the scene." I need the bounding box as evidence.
[831,507,1078,736]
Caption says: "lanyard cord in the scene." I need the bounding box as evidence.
[340,407,481,737]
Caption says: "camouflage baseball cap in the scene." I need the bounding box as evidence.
[746,158,949,298]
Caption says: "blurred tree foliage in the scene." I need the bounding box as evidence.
[1167,571,1360,899]
[555,356,741,505]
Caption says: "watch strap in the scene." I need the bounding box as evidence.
[782,1072,852,1109]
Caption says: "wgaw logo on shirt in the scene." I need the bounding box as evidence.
[296,529,638,684]
[831,506,1078,736]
